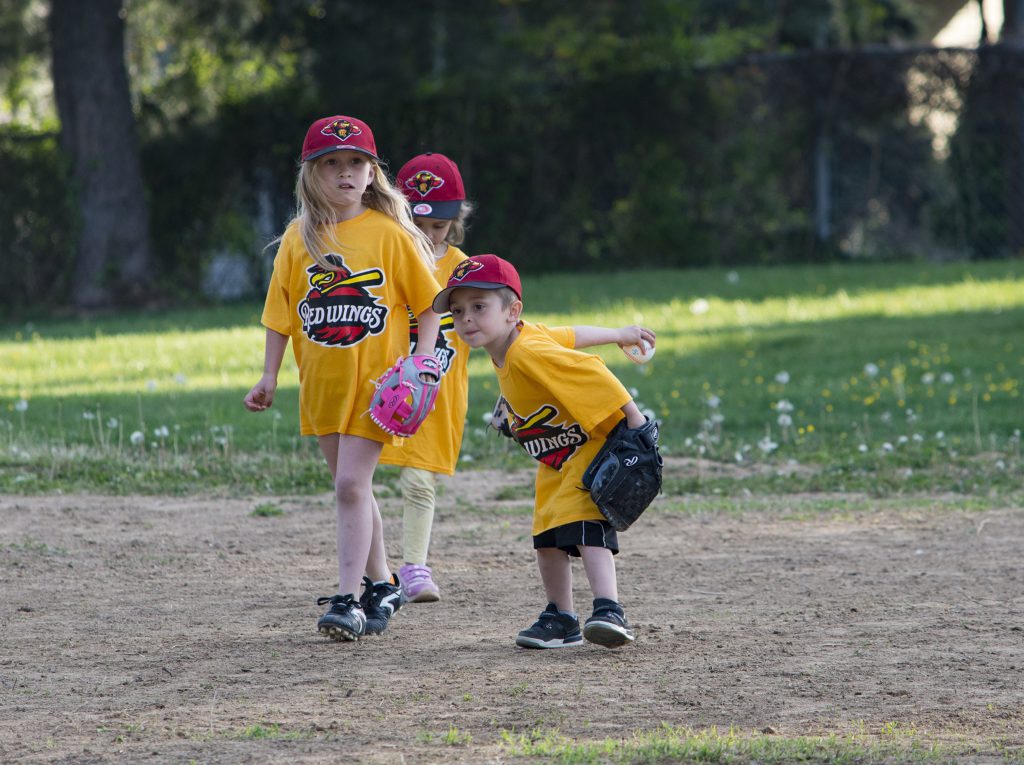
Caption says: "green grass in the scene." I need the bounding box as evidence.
[496,724,998,764]
[2,260,1022,494]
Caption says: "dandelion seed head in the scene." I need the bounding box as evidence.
[777,414,792,427]
[776,399,794,413]
[726,271,740,284]
[921,372,935,385]
[130,430,144,445]
[858,443,868,453]
[82,411,96,420]
[940,372,955,384]
[14,399,28,412]
[690,298,710,315]
[864,363,880,378]
[774,371,790,385]
[106,418,119,429]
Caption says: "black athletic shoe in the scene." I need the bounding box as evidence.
[316,593,366,641]
[583,598,635,648]
[515,603,583,649]
[359,574,403,635]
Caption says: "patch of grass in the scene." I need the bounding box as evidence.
[498,724,979,764]
[3,260,1022,494]
[493,483,534,501]
[3,537,67,556]
[250,502,284,518]
[233,723,303,740]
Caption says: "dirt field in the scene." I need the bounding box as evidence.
[2,460,1023,764]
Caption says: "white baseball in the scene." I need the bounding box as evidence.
[622,339,655,364]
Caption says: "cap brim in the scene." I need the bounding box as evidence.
[409,199,463,219]
[431,281,499,313]
[302,145,378,163]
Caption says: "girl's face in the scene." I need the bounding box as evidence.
[448,287,520,355]
[414,216,454,255]
[313,151,375,218]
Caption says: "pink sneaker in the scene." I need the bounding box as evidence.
[399,563,440,603]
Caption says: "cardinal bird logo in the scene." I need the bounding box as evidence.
[449,259,485,283]
[406,170,445,197]
[297,254,388,347]
[320,119,362,142]
[507,404,587,470]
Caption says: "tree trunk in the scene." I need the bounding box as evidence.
[49,0,153,310]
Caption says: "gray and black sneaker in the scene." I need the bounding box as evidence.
[316,593,366,641]
[360,574,403,635]
[582,597,635,648]
[515,603,583,649]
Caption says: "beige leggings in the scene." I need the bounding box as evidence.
[400,467,437,565]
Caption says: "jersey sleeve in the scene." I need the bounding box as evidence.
[261,230,296,336]
[533,323,575,349]
[393,232,442,317]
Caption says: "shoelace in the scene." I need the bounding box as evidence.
[316,593,357,610]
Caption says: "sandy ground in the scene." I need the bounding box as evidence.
[2,463,1023,764]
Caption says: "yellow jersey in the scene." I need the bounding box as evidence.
[261,210,441,442]
[494,321,632,535]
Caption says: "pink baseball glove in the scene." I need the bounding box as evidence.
[368,355,442,437]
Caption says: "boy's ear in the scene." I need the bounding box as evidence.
[508,298,523,322]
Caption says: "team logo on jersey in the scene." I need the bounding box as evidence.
[507,404,587,470]
[297,254,387,346]
[406,170,445,197]
[320,119,362,142]
[407,311,458,373]
[448,259,485,283]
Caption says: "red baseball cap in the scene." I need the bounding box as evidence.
[432,254,522,313]
[396,152,466,219]
[301,115,378,162]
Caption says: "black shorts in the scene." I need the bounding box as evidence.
[533,520,619,556]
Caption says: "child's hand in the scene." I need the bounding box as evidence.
[616,325,656,350]
[243,376,278,411]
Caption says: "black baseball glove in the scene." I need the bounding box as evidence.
[581,417,663,531]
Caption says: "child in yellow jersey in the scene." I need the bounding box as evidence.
[378,153,475,603]
[433,255,658,649]
[244,115,442,642]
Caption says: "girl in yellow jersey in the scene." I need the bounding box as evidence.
[378,152,475,603]
[244,116,441,641]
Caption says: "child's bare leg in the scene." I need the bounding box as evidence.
[364,494,390,582]
[536,547,574,612]
[579,545,618,602]
[317,434,383,597]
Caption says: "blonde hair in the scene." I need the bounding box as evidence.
[444,200,476,246]
[293,153,434,271]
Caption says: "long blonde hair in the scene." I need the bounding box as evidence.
[445,200,476,247]
[294,154,434,271]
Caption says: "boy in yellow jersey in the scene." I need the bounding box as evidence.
[433,255,658,649]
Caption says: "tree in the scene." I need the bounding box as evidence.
[49,0,153,309]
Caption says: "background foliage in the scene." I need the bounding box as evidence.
[0,0,1020,315]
